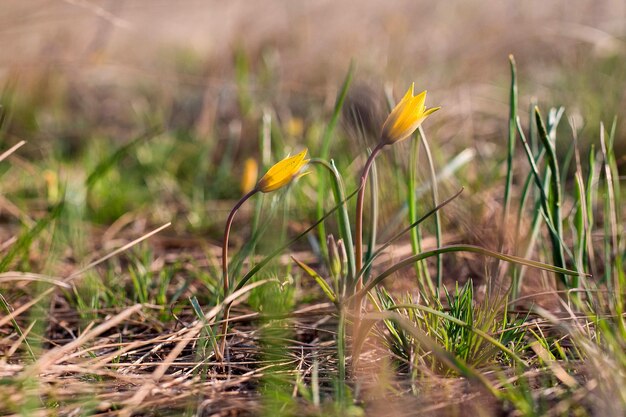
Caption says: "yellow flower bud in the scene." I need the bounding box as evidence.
[256,149,309,193]
[380,83,440,145]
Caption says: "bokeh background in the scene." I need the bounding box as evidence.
[1,0,625,233]
[4,0,625,139]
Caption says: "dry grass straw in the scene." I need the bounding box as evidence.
[1,298,344,415]
[0,222,171,329]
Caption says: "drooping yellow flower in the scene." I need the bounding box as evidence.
[240,158,258,195]
[380,83,440,145]
[256,149,309,193]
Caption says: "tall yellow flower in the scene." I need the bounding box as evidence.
[220,148,308,360]
[256,149,309,193]
[380,83,440,145]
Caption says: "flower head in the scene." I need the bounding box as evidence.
[256,149,309,193]
[380,83,440,145]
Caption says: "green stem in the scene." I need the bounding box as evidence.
[502,55,518,249]
[310,159,356,284]
[337,306,346,406]
[220,189,257,359]
[535,108,566,283]
[317,63,355,269]
[355,142,385,288]
[419,126,442,294]
[365,153,379,282]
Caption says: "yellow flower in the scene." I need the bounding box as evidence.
[380,83,440,145]
[256,149,309,193]
[240,158,258,194]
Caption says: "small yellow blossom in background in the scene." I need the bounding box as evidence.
[256,149,309,193]
[240,158,258,195]
[380,83,440,145]
[285,117,304,137]
[43,169,60,205]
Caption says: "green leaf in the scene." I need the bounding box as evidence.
[291,256,336,303]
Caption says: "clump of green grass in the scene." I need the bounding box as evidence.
[376,281,528,377]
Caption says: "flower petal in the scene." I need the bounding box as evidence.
[256,149,309,193]
[380,85,439,145]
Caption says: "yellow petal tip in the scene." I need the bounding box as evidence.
[380,84,439,145]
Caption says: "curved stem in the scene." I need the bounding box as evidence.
[348,188,463,294]
[219,189,257,360]
[222,189,258,294]
[355,142,385,289]
[355,244,586,299]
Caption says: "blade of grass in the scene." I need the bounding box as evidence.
[234,188,359,292]
[316,62,355,267]
[0,293,35,361]
[418,125,442,294]
[408,136,434,295]
[516,116,573,285]
[291,256,336,303]
[189,296,220,360]
[511,145,546,299]
[585,145,599,278]
[599,120,623,302]
[350,188,463,293]
[570,118,587,295]
[320,62,355,159]
[535,108,567,283]
[502,55,518,249]
[364,146,379,282]
[357,244,586,297]
[310,158,355,282]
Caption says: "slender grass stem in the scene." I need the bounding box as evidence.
[317,63,355,267]
[310,159,356,283]
[355,142,385,289]
[511,148,545,300]
[408,136,427,287]
[600,123,622,304]
[365,152,379,282]
[337,306,346,406]
[535,108,566,283]
[220,189,257,360]
[419,126,442,294]
[502,55,518,248]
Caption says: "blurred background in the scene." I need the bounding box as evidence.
[1,0,625,234]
